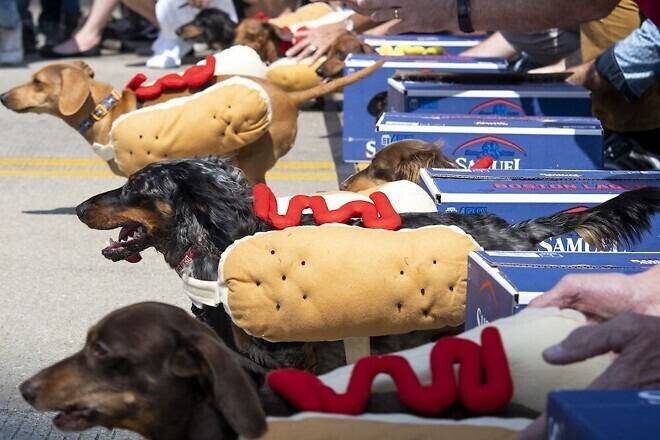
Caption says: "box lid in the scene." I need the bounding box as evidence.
[471,251,660,302]
[360,34,485,48]
[345,54,507,70]
[377,112,603,135]
[420,169,660,203]
[388,76,591,98]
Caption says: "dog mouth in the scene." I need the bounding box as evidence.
[53,404,99,431]
[102,223,152,263]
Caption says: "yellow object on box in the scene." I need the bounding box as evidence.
[376,45,444,56]
[218,225,481,342]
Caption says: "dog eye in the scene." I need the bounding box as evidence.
[91,340,110,358]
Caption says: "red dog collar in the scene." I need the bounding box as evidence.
[253,184,402,231]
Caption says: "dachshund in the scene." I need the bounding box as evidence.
[19,302,537,439]
[75,157,660,378]
[0,60,382,183]
[233,18,292,63]
[316,32,376,79]
[341,140,459,192]
[177,9,237,51]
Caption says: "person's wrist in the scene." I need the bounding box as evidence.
[456,0,474,33]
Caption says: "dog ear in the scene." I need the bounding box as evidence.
[70,61,95,78]
[361,43,377,54]
[394,142,455,182]
[58,67,91,116]
[170,330,267,438]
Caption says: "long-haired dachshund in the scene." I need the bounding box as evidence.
[20,302,535,440]
[341,140,459,192]
[76,158,660,375]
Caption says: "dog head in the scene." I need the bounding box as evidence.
[316,33,376,79]
[19,302,266,440]
[341,140,458,192]
[75,157,259,268]
[1,61,96,118]
[177,9,237,51]
[234,18,290,63]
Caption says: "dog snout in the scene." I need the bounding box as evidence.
[315,66,326,78]
[76,200,90,221]
[0,93,9,107]
[19,379,39,404]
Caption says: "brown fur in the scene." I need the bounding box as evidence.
[316,32,376,78]
[19,302,266,440]
[341,140,459,192]
[1,60,384,183]
[233,19,286,63]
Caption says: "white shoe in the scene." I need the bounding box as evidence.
[147,36,192,69]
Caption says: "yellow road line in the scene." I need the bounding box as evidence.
[0,168,338,181]
[0,157,337,170]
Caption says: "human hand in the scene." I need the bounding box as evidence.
[286,21,347,62]
[188,0,210,8]
[529,265,660,322]
[518,313,660,440]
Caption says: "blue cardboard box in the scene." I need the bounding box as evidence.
[342,54,507,162]
[360,34,487,56]
[465,251,660,329]
[388,76,592,117]
[377,113,604,169]
[547,390,660,440]
[419,168,660,251]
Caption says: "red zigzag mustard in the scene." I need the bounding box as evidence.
[267,327,513,416]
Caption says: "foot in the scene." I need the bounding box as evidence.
[51,33,100,55]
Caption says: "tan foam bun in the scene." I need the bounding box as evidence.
[219,225,481,342]
[269,3,333,28]
[110,77,272,176]
[267,63,322,92]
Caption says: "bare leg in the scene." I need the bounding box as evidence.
[51,0,156,54]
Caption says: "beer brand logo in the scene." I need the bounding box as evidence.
[453,135,526,170]
[469,99,525,116]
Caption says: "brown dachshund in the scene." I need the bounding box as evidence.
[316,32,376,78]
[19,302,268,440]
[341,140,459,192]
[0,60,383,183]
[19,302,428,439]
[233,18,291,63]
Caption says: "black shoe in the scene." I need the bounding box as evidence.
[39,43,101,59]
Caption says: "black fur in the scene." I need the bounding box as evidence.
[77,158,660,379]
[177,9,237,50]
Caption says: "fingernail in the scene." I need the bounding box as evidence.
[543,344,564,359]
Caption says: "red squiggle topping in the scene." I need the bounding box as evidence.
[253,183,402,231]
[267,327,513,416]
[125,55,216,101]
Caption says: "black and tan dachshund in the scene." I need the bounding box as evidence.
[76,158,660,377]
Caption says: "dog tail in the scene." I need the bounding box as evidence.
[508,187,660,249]
[289,60,385,106]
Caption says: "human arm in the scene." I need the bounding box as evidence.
[460,32,518,59]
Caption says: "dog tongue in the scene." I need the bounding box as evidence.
[126,253,142,264]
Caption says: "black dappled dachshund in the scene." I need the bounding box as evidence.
[177,9,237,51]
[76,158,660,377]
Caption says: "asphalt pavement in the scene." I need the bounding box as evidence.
[0,53,354,439]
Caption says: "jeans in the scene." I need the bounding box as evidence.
[596,19,660,102]
[0,0,20,29]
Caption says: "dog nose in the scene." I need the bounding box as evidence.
[76,201,89,221]
[339,179,349,191]
[0,93,8,107]
[19,379,38,404]
[315,66,326,78]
